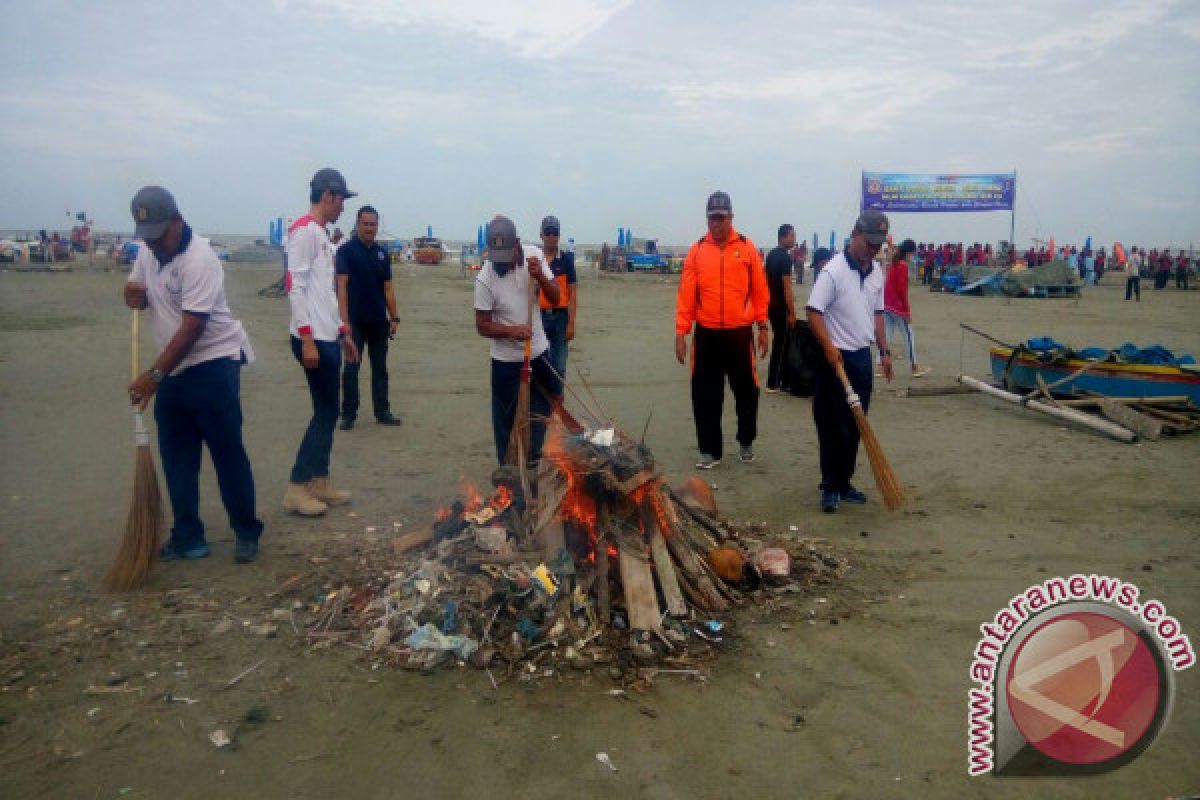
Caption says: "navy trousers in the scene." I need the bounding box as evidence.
[491,353,563,465]
[154,356,262,549]
[540,309,570,380]
[812,347,872,493]
[290,337,341,483]
[341,320,391,420]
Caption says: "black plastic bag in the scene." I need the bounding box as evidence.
[782,320,821,397]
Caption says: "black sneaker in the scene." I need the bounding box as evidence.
[739,446,755,463]
[695,453,720,469]
[159,541,210,561]
[842,486,867,504]
[339,417,355,431]
[375,413,403,426]
[234,539,259,564]
[820,490,840,513]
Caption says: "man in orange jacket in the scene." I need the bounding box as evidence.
[675,191,769,468]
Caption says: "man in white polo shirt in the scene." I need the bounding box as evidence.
[805,209,894,513]
[124,186,263,563]
[474,215,562,464]
[284,168,360,516]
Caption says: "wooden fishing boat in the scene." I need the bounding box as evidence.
[413,236,444,265]
[989,346,1200,403]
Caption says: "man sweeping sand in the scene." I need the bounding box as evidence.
[124,186,263,563]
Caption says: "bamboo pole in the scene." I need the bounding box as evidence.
[958,375,1136,442]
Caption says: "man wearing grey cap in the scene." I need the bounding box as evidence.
[538,215,577,380]
[283,168,360,517]
[804,209,894,513]
[674,191,769,469]
[474,215,562,464]
[124,186,263,563]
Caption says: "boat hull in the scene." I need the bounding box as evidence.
[988,346,1200,403]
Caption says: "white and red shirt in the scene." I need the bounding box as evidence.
[128,229,254,374]
[286,215,344,341]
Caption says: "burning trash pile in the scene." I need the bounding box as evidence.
[297,403,848,685]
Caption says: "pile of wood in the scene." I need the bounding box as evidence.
[288,395,846,684]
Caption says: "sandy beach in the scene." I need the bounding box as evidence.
[0,259,1196,798]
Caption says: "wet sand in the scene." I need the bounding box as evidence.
[0,260,1196,798]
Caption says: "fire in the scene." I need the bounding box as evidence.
[490,484,513,512]
[457,475,483,512]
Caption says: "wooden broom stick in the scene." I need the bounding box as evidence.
[835,363,906,511]
[102,310,165,591]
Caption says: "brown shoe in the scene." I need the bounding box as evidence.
[307,476,352,506]
[283,482,327,517]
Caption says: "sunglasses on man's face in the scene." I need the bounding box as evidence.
[542,229,560,236]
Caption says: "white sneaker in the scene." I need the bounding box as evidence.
[695,453,721,470]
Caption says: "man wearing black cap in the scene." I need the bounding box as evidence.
[805,210,894,512]
[283,168,360,517]
[675,191,769,468]
[474,215,562,463]
[538,215,577,380]
[124,186,263,563]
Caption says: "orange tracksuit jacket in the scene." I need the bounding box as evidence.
[675,229,769,335]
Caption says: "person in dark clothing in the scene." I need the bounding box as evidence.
[336,206,401,429]
[765,224,797,392]
[805,211,893,513]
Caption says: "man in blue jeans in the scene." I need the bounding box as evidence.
[124,186,263,563]
[284,168,360,516]
[805,209,894,513]
[537,215,577,381]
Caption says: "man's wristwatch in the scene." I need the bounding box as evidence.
[148,367,165,384]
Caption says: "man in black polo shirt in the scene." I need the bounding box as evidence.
[765,224,797,392]
[336,206,400,429]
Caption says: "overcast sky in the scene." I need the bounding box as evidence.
[1,0,1197,248]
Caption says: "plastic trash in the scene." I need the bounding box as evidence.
[403,623,478,660]
[441,600,458,634]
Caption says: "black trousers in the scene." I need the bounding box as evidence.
[691,325,759,460]
[341,320,390,420]
[1125,276,1141,301]
[491,354,563,465]
[766,308,790,390]
[812,347,872,493]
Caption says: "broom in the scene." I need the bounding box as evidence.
[834,363,906,511]
[505,245,536,530]
[102,310,164,591]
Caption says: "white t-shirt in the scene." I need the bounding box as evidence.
[286,215,342,341]
[474,243,553,363]
[128,231,254,374]
[805,252,884,352]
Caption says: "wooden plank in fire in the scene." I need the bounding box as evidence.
[641,500,688,617]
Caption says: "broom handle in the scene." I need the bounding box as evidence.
[833,362,862,409]
[131,309,140,380]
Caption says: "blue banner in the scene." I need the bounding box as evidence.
[861,172,1015,212]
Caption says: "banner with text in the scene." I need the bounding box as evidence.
[861,172,1016,213]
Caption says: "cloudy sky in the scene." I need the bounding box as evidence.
[1,0,1197,248]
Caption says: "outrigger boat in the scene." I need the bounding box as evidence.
[989,345,1200,404]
